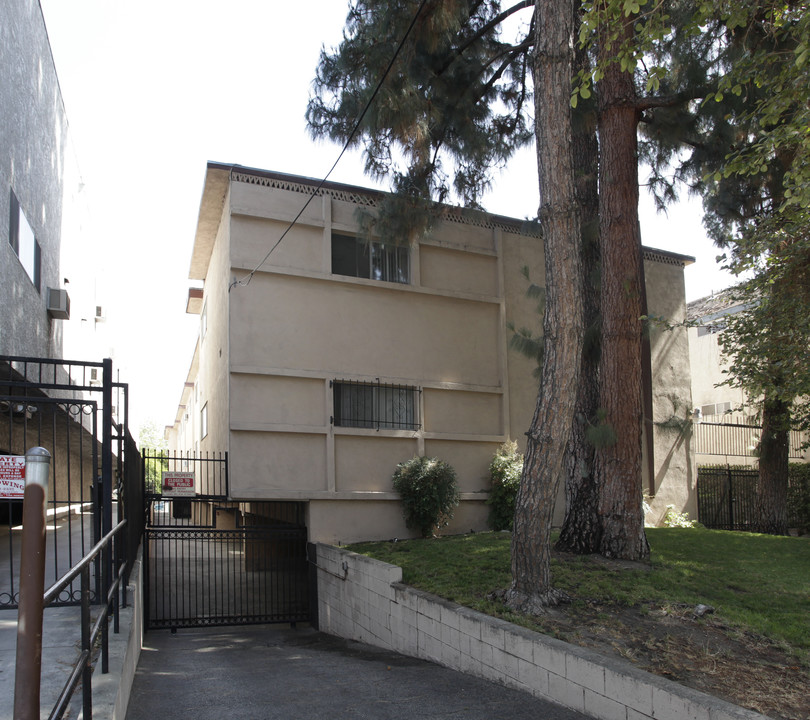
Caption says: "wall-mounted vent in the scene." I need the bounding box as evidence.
[95,305,105,321]
[46,288,70,320]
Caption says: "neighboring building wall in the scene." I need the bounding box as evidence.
[687,295,749,422]
[0,0,72,359]
[688,294,756,467]
[169,163,696,543]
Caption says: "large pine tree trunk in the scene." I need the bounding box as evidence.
[755,393,791,535]
[593,18,649,561]
[556,18,602,554]
[507,0,582,612]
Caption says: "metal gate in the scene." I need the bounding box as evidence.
[143,451,310,630]
[0,355,140,610]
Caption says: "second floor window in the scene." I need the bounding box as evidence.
[332,380,420,430]
[331,233,409,284]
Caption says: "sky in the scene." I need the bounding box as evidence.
[39,0,736,436]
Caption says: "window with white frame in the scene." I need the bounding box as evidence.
[331,233,409,284]
[201,302,207,339]
[700,401,733,418]
[8,190,41,291]
[201,402,208,439]
[332,379,420,430]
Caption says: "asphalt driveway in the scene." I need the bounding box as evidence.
[124,624,590,720]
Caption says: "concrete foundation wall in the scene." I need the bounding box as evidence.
[315,543,767,720]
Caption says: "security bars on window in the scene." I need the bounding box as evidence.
[332,379,420,430]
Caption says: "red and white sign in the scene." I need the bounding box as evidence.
[0,455,26,499]
[161,471,195,497]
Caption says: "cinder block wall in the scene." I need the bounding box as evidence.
[314,543,766,720]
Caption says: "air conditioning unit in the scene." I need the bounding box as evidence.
[47,288,71,320]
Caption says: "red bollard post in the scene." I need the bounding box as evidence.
[13,447,51,720]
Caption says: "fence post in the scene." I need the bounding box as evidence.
[727,465,735,530]
[13,447,51,720]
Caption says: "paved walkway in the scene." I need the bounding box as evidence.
[125,624,590,720]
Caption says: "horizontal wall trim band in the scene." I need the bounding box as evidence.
[227,262,503,305]
[229,423,507,443]
[229,366,505,394]
[228,490,489,502]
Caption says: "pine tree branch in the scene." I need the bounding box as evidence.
[634,85,714,112]
[436,0,535,76]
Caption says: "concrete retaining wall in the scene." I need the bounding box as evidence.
[314,543,766,720]
[88,552,143,720]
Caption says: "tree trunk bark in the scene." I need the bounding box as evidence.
[556,14,602,555]
[755,393,791,535]
[506,0,582,612]
[593,18,649,561]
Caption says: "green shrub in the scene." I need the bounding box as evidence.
[392,456,460,537]
[486,441,523,531]
[662,504,698,528]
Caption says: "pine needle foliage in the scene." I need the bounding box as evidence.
[307,0,536,243]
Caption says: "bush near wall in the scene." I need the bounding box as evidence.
[486,441,523,531]
[392,456,459,538]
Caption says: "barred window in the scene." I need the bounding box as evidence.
[332,380,420,430]
[331,233,409,284]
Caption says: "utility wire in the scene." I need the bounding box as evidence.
[229,0,430,292]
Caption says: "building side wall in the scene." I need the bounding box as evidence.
[0,0,69,359]
[644,258,697,524]
[198,191,231,456]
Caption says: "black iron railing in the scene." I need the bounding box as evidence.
[42,519,128,720]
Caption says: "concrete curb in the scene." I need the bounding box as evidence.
[314,543,769,720]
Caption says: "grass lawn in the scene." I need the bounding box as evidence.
[349,527,810,663]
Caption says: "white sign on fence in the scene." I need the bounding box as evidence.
[161,471,196,497]
[0,455,26,498]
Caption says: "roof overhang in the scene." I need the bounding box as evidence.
[188,164,231,281]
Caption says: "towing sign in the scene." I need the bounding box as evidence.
[0,456,26,498]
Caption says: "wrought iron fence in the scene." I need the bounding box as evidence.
[697,465,809,531]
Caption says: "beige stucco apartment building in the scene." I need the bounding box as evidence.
[166,162,696,543]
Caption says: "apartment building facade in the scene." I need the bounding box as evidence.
[167,162,696,542]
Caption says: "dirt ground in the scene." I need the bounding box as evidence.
[529,554,809,720]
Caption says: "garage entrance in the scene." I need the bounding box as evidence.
[142,451,310,630]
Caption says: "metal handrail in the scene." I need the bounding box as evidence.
[41,519,127,720]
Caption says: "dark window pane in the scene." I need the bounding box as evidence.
[332,233,359,277]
